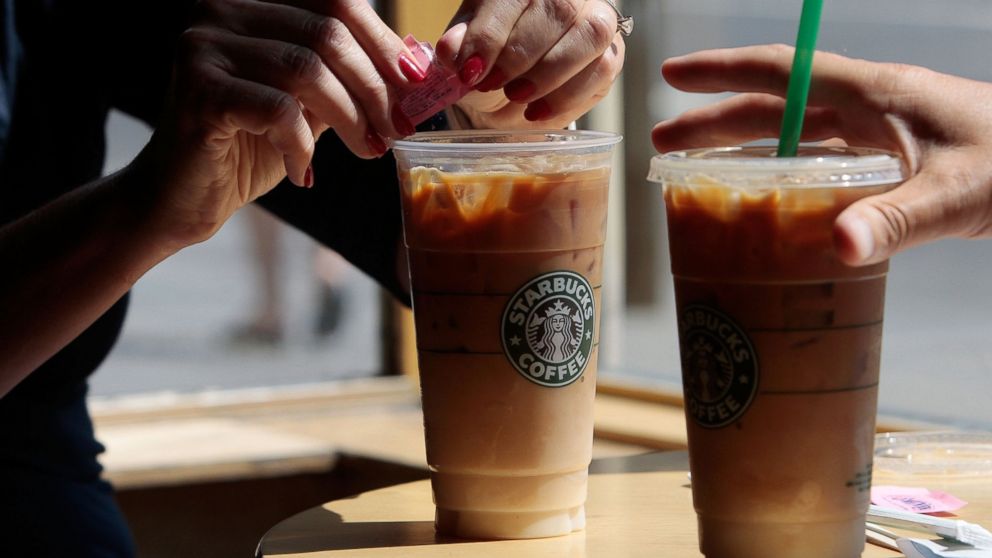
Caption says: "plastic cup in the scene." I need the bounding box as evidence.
[648,146,905,558]
[392,130,622,539]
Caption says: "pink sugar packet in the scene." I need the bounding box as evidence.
[398,35,472,126]
[871,485,968,514]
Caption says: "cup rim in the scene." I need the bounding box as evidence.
[392,129,622,153]
[648,145,906,188]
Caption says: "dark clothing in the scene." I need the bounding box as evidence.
[2,1,187,398]
[1,394,136,557]
[0,1,407,555]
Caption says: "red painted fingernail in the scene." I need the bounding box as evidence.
[459,54,485,86]
[365,129,387,156]
[474,67,505,92]
[524,99,553,122]
[504,78,537,103]
[391,105,416,137]
[304,164,314,188]
[398,54,426,83]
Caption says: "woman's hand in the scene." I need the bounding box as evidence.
[651,45,992,265]
[438,0,627,129]
[141,0,426,247]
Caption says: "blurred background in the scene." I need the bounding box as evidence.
[91,0,991,429]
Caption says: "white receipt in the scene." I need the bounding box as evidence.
[898,538,992,558]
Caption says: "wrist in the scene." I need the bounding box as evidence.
[108,183,175,288]
[106,149,187,270]
[124,133,232,255]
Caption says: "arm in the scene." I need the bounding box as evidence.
[0,0,630,391]
[0,161,171,393]
[0,0,433,393]
[651,45,992,265]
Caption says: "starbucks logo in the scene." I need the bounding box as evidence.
[679,305,759,428]
[501,271,595,388]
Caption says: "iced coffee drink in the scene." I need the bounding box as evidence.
[392,131,621,540]
[649,146,904,558]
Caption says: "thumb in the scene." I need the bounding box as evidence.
[435,21,468,72]
[833,153,992,265]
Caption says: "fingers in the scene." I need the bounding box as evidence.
[523,34,625,124]
[440,0,529,86]
[475,0,584,93]
[500,0,619,108]
[651,93,844,153]
[440,0,625,127]
[657,44,992,263]
[660,44,889,108]
[317,0,426,87]
[204,29,379,151]
[281,0,423,138]
[661,45,794,95]
[652,49,915,155]
[175,52,315,186]
[193,0,415,159]
[659,45,992,152]
[834,149,992,265]
[203,0,421,89]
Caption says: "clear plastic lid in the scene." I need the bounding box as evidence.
[393,130,622,174]
[392,130,622,155]
[648,146,905,189]
[874,431,992,476]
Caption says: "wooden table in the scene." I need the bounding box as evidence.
[257,451,992,557]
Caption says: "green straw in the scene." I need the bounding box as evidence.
[776,0,824,157]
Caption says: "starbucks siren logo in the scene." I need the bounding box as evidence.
[679,305,759,428]
[502,271,595,387]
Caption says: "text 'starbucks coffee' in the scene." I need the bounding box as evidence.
[393,131,620,540]
[679,304,758,428]
[649,147,905,558]
[502,270,595,388]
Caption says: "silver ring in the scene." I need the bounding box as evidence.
[600,0,633,37]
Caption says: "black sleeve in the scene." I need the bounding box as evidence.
[103,0,195,126]
[257,134,410,305]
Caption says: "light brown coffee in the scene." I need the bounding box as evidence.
[400,165,610,539]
